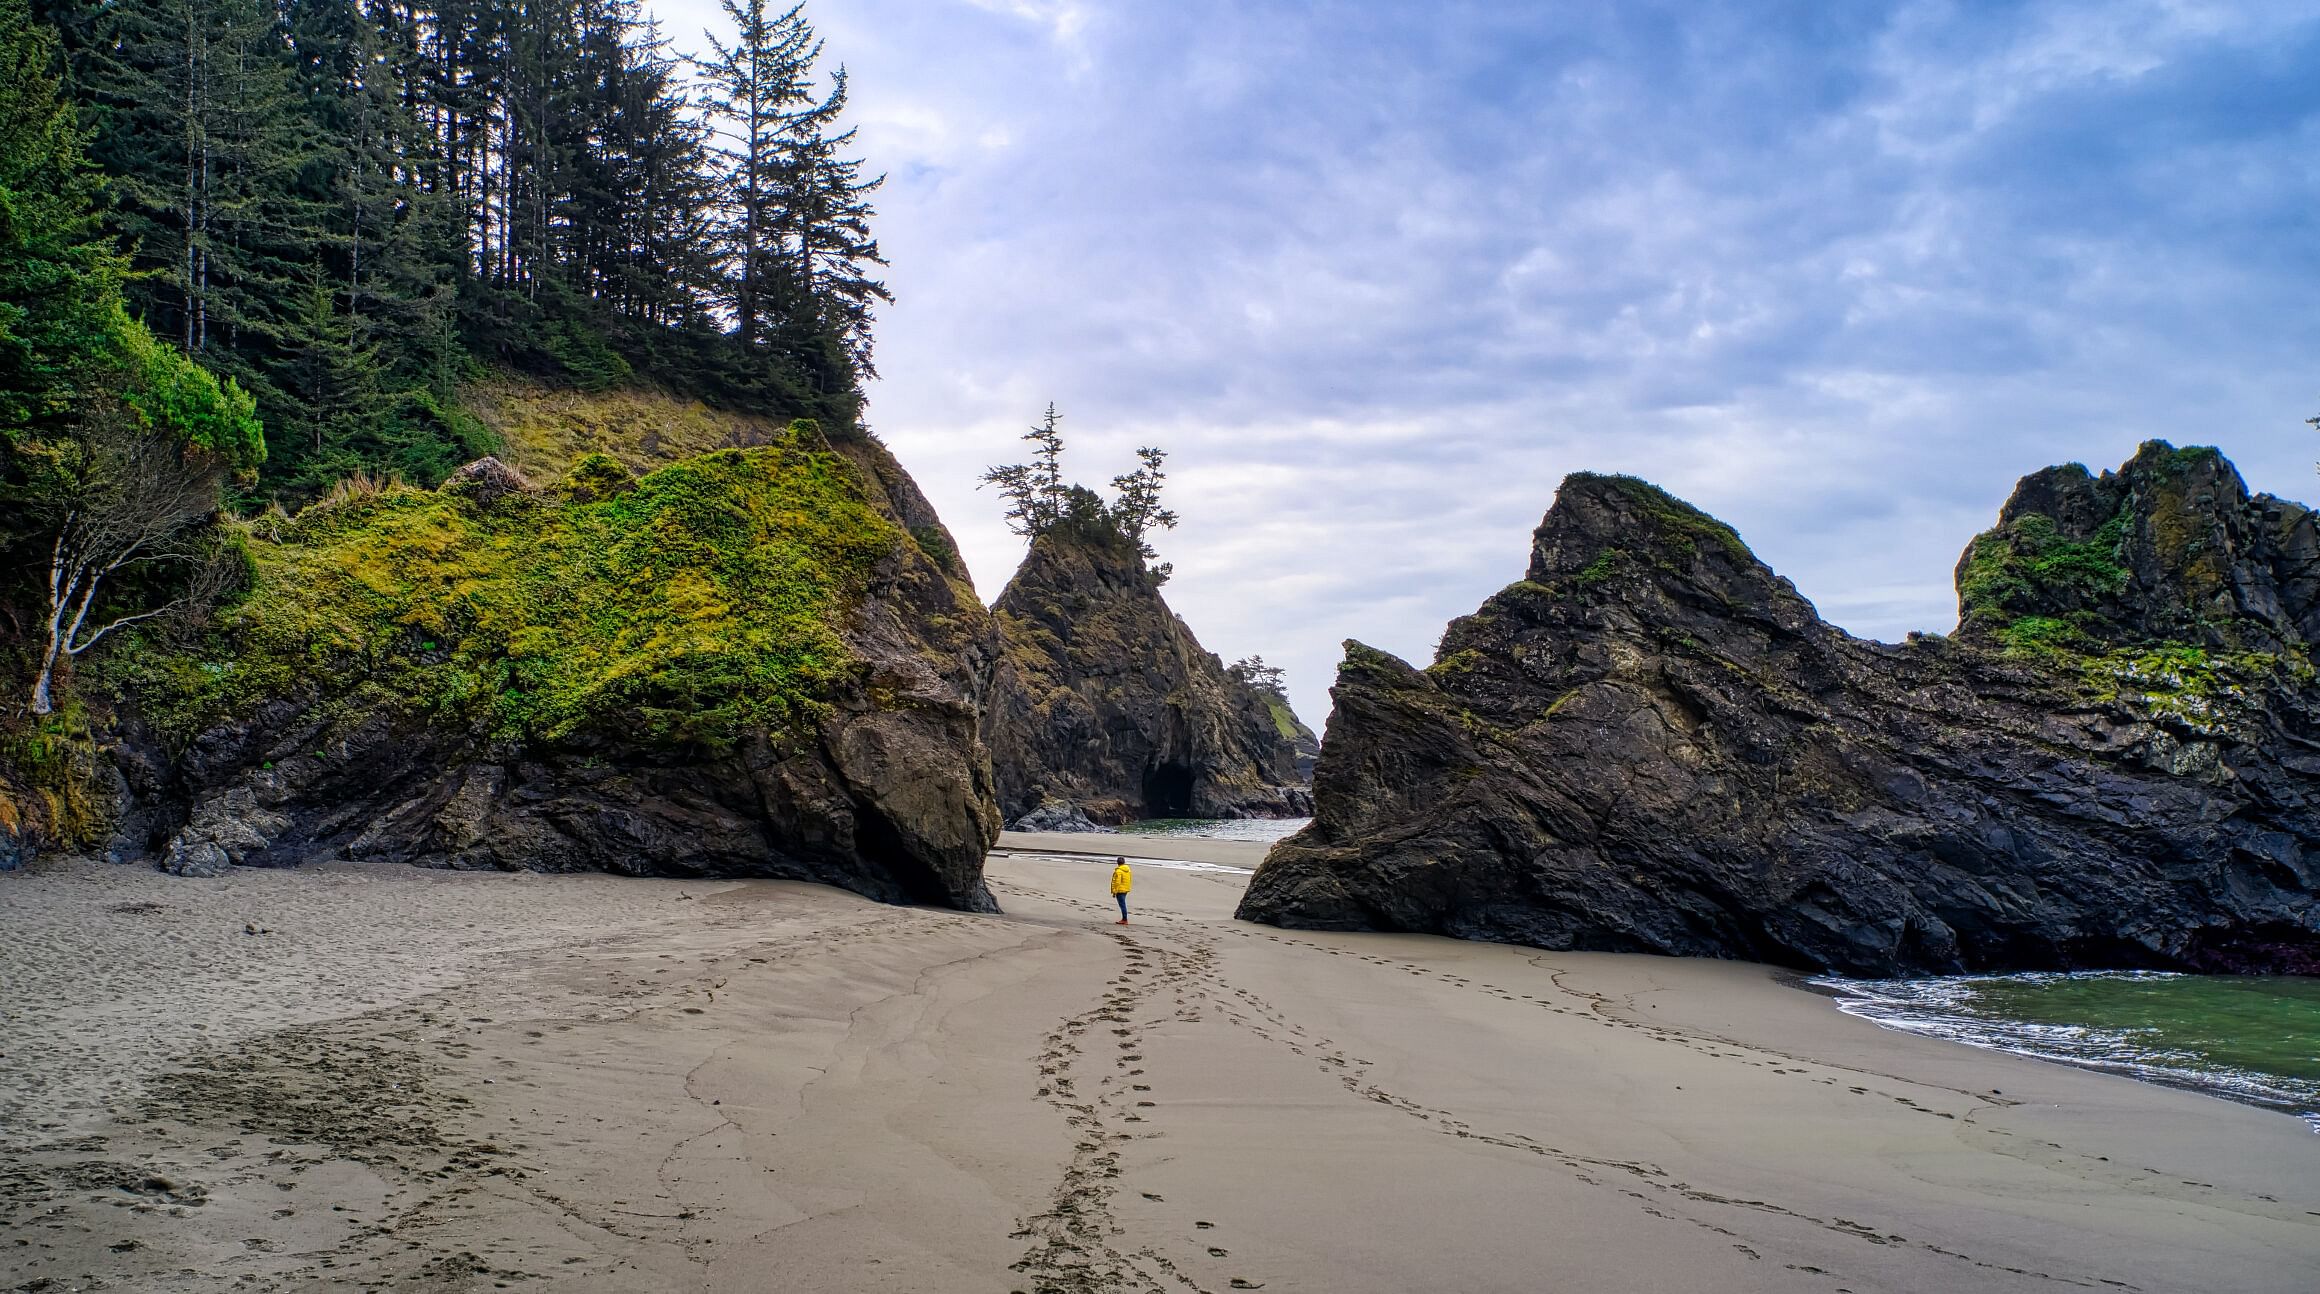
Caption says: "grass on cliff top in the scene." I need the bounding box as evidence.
[465,374,805,481]
[123,425,899,750]
[1263,695,1301,741]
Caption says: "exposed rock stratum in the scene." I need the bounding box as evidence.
[1238,443,2320,975]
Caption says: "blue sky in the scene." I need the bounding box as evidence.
[658,0,2320,728]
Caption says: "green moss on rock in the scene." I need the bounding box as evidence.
[125,426,898,751]
[1959,508,2131,640]
[1570,473,1753,564]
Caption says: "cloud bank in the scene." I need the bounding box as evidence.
[655,0,2320,728]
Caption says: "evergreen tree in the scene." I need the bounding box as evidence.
[1109,446,1176,545]
[24,0,889,497]
[985,407,1178,580]
[781,66,888,375]
[983,403,1070,537]
[0,0,122,439]
[1227,656,1287,698]
[695,0,813,353]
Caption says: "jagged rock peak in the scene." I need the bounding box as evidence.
[1238,447,2320,977]
[1956,440,2319,653]
[981,513,1311,825]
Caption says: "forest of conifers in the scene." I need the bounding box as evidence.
[15,0,886,495]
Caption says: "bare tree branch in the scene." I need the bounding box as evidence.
[25,398,226,714]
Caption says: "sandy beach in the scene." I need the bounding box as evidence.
[4,842,2316,1293]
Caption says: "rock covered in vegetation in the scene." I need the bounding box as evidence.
[1278,699,1323,782]
[438,454,531,504]
[981,511,1312,824]
[1239,443,2320,976]
[1956,442,2320,653]
[116,421,1004,909]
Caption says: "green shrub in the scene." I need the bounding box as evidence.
[1958,508,2130,634]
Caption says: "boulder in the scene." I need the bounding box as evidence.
[1008,796,1115,834]
[1238,443,2320,976]
[123,426,1005,910]
[439,455,531,504]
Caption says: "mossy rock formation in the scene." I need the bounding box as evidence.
[981,508,1311,824]
[1238,443,2320,976]
[103,417,1003,909]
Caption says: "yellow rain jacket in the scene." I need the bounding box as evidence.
[1110,862,1132,896]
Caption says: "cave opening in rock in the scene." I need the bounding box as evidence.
[1142,762,1195,818]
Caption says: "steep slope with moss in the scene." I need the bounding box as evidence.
[981,512,1311,824]
[1239,444,2320,976]
[469,375,977,589]
[96,414,1002,907]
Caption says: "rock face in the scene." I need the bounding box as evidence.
[1007,796,1114,834]
[116,424,1005,910]
[1238,443,2320,976]
[982,511,1312,824]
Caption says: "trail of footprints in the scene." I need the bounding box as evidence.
[1009,930,1261,1294]
[1196,927,2143,1293]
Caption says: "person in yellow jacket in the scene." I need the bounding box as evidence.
[1109,857,1132,924]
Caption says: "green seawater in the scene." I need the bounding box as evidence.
[1815,971,2320,1126]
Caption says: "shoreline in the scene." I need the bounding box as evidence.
[1019,829,2320,1132]
[6,847,2317,1292]
[1808,971,2320,1132]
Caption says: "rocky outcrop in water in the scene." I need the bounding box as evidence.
[110,424,1005,910]
[1238,443,2320,976]
[1007,796,1114,834]
[982,507,1312,825]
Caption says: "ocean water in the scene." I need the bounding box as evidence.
[1813,970,2320,1130]
[1115,817,1310,843]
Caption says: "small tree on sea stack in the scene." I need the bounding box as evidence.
[1108,445,1178,582]
[1228,655,1286,697]
[982,405,1178,583]
[981,403,1069,536]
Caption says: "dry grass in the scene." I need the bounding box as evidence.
[465,376,792,481]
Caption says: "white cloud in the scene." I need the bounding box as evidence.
[653,0,2320,727]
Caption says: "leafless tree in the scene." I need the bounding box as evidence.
[25,401,227,714]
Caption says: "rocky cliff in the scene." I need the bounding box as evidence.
[982,505,1312,824]
[98,417,1004,909]
[1238,443,2320,976]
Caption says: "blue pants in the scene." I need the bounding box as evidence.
[1115,893,1129,919]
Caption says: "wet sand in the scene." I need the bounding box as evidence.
[4,847,2316,1292]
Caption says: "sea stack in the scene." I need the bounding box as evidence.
[1237,442,2320,976]
[981,493,1312,826]
[108,418,1006,911]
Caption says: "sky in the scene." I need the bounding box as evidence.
[656,0,2320,730]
